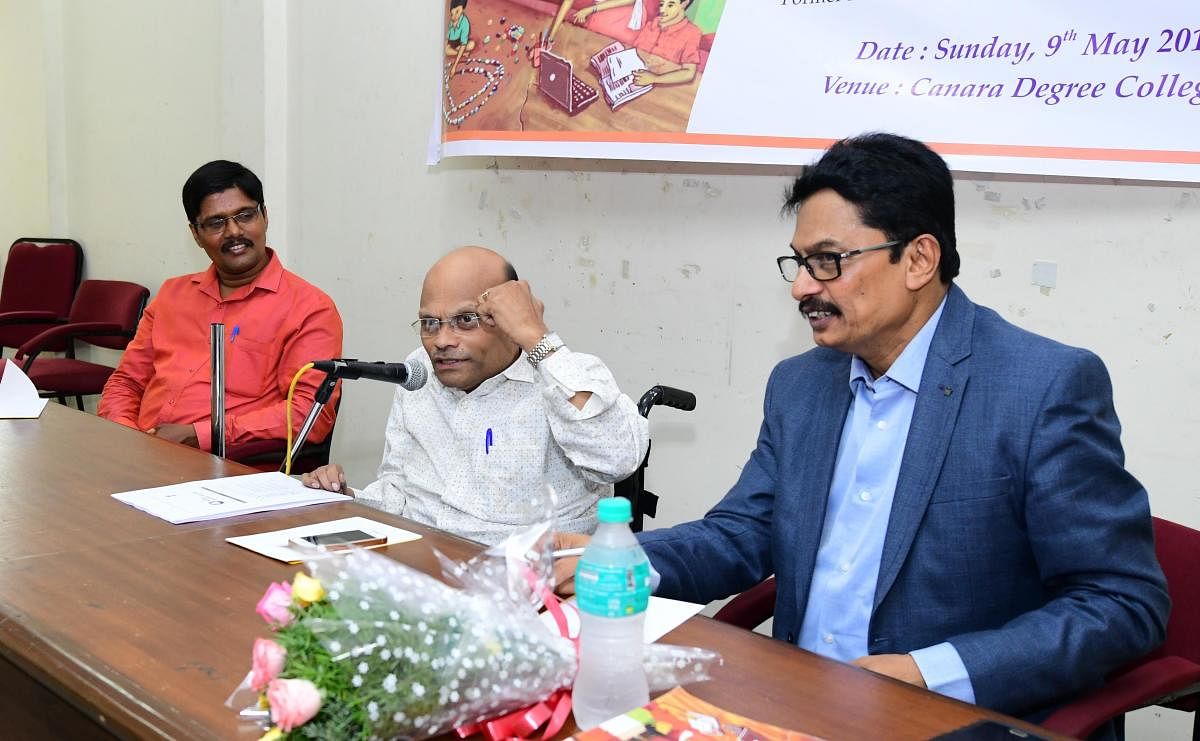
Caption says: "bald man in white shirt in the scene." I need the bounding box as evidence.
[304,246,649,544]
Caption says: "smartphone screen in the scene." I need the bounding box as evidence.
[300,530,381,547]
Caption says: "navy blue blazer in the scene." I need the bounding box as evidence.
[640,284,1169,718]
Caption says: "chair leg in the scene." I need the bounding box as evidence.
[75,395,85,411]
[55,396,68,406]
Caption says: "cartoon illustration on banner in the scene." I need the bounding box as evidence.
[442,0,726,133]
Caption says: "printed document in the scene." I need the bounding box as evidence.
[112,471,350,524]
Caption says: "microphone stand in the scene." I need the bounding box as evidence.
[281,372,339,473]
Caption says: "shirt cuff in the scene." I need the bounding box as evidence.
[909,642,976,704]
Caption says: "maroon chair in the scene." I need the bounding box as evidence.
[1042,516,1200,739]
[225,398,341,476]
[713,575,776,631]
[0,238,83,352]
[715,518,1200,739]
[17,279,149,410]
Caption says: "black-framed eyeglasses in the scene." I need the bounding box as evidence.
[776,240,903,282]
[193,204,262,236]
[410,312,484,337]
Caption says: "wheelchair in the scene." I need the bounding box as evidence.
[614,385,696,532]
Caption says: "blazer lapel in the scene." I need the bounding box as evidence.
[789,354,853,620]
[874,286,974,609]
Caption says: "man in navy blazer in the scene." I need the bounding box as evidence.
[556,133,1168,725]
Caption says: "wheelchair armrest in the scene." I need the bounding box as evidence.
[637,385,697,417]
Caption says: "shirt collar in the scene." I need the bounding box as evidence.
[192,248,283,300]
[849,294,948,394]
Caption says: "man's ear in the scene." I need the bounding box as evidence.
[905,234,941,291]
[189,223,204,250]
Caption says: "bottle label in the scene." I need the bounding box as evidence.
[576,560,651,617]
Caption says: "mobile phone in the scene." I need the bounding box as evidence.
[289,529,387,551]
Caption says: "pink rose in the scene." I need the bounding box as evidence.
[267,678,322,731]
[256,582,293,626]
[250,638,287,692]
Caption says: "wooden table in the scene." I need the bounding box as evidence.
[0,404,1058,739]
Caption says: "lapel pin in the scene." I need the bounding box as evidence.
[940,385,953,397]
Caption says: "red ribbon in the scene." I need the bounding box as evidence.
[456,567,578,740]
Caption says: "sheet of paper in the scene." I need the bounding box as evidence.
[0,360,48,418]
[112,471,350,524]
[226,516,422,563]
[607,47,647,79]
[543,595,704,643]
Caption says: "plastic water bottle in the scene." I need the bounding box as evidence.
[572,497,652,729]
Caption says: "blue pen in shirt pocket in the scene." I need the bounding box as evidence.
[230,325,240,344]
[485,428,493,454]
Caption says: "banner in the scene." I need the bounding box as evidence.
[435,1,1200,181]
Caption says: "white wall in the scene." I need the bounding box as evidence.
[3,2,1196,736]
[0,0,51,247]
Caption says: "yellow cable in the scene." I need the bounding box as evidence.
[284,362,315,475]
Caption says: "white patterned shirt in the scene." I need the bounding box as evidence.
[355,338,650,544]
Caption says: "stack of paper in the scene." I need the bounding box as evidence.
[112,471,351,524]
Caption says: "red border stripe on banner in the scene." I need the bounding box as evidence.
[443,131,1200,165]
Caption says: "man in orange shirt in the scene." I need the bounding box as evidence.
[99,160,342,452]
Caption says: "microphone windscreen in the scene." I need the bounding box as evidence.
[401,360,428,391]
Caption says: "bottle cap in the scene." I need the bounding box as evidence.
[597,497,632,523]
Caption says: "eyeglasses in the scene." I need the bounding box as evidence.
[411,312,484,337]
[193,204,262,236]
[776,240,903,282]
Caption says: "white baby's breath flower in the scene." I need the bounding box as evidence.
[412,682,426,697]
[380,649,392,661]
[352,674,363,687]
[383,673,397,693]
[393,711,406,722]
[389,610,400,620]
[347,622,359,635]
[329,640,342,652]
[358,661,370,674]
[360,600,370,610]
[367,701,379,722]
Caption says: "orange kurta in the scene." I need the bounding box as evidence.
[99,250,342,451]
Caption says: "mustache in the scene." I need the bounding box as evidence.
[432,353,469,362]
[221,237,254,252]
[799,298,840,315]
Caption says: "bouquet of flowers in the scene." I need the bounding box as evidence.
[231,521,721,740]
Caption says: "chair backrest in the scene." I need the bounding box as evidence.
[68,280,150,350]
[1,239,83,315]
[1147,517,1200,667]
[0,239,84,347]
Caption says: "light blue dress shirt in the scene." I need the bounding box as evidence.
[796,296,975,704]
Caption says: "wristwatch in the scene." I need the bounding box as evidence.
[526,333,562,367]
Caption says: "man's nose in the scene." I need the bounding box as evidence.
[222,216,245,237]
[791,268,823,302]
[433,323,459,348]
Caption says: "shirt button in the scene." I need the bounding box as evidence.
[876,420,888,430]
[839,562,850,573]
[823,633,835,644]
[859,490,872,502]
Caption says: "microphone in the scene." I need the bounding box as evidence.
[312,358,427,391]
